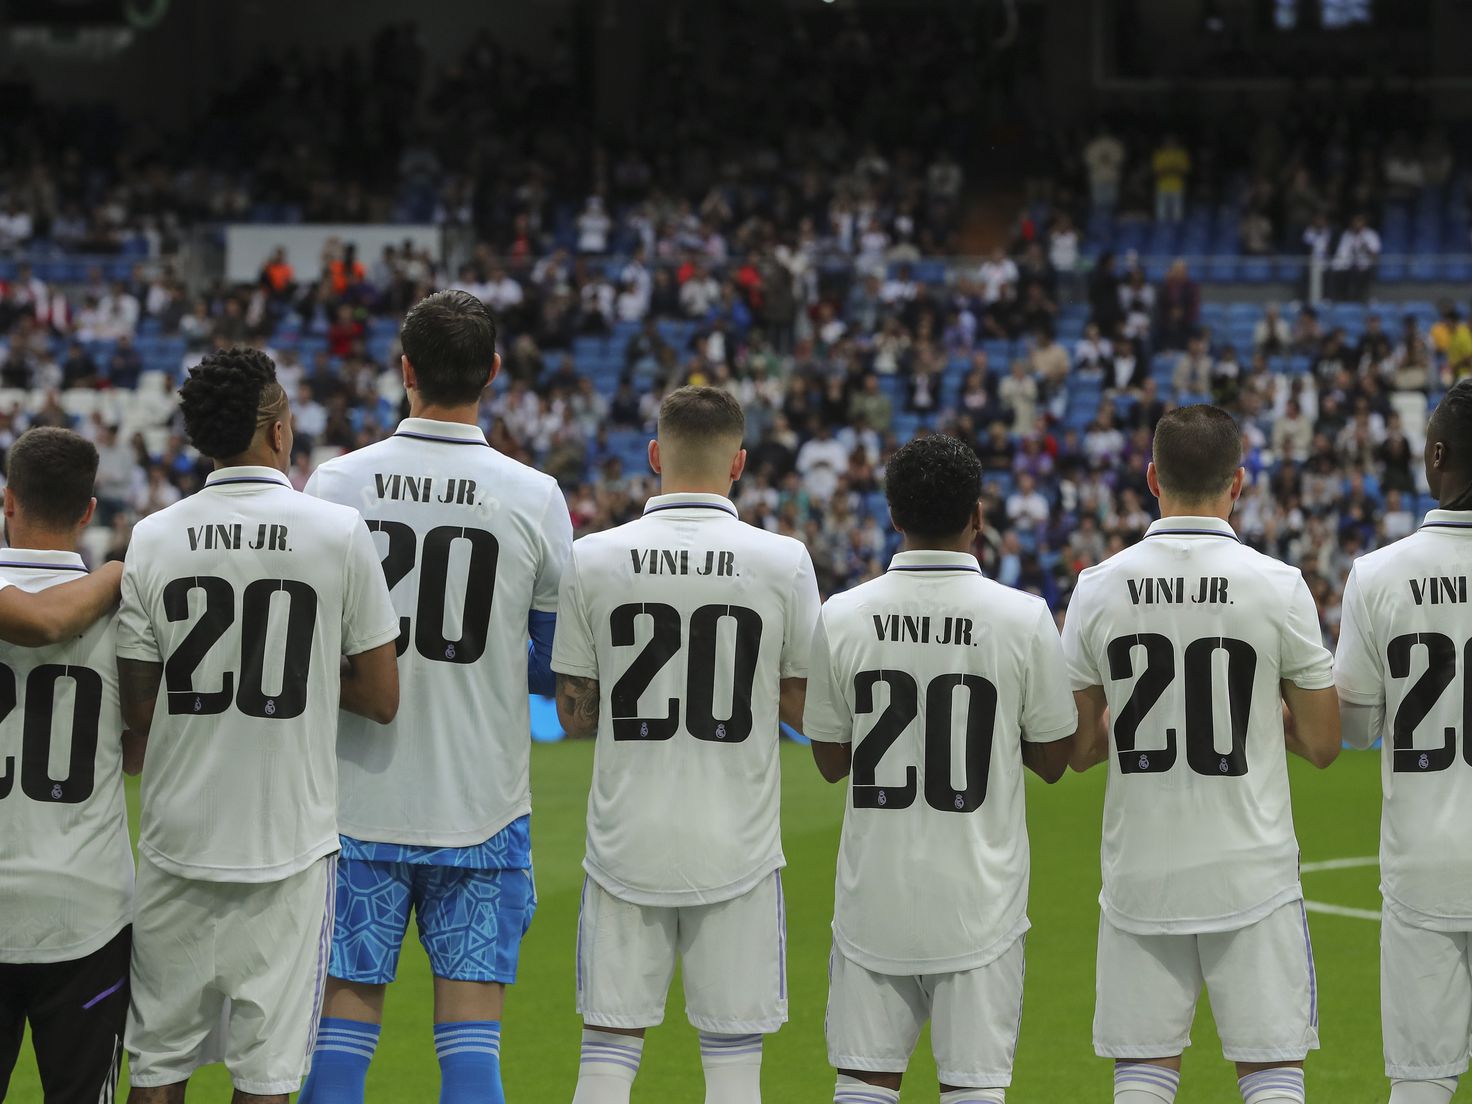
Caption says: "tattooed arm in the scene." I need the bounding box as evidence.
[556,674,602,740]
[118,657,163,772]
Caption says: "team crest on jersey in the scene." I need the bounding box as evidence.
[1420,752,1430,770]
[1219,757,1229,773]
[954,793,964,809]
[1139,754,1149,770]
[878,789,887,805]
[639,721,649,738]
[445,644,456,660]
[715,723,727,740]
[193,696,203,712]
[265,699,276,716]
[50,783,62,800]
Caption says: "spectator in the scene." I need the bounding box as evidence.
[848,374,893,429]
[679,263,721,318]
[1240,206,1274,255]
[1271,399,1313,462]
[483,267,524,315]
[1332,213,1381,301]
[1430,303,1472,379]
[1292,305,1323,354]
[327,304,364,357]
[1074,321,1113,373]
[1354,313,1393,375]
[795,420,849,502]
[1083,124,1126,211]
[1088,252,1123,333]
[1254,304,1290,357]
[999,360,1039,434]
[1174,334,1213,397]
[106,335,144,390]
[61,342,99,389]
[576,196,612,254]
[1156,259,1200,351]
[1151,133,1191,223]
[1005,473,1050,533]
[977,247,1019,304]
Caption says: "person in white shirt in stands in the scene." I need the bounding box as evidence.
[0,429,139,1104]
[1332,213,1382,302]
[1005,472,1050,534]
[977,248,1018,305]
[1084,126,1126,212]
[577,196,612,255]
[804,433,1076,1104]
[1064,404,1341,1104]
[116,347,402,1104]
[553,387,820,1104]
[1335,380,1472,1104]
[482,267,524,315]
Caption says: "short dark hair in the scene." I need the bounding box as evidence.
[658,386,745,443]
[179,345,283,460]
[7,427,98,527]
[1430,378,1472,470]
[885,433,982,540]
[1152,404,1243,501]
[400,290,499,405]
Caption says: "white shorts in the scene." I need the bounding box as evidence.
[1382,906,1472,1079]
[126,854,335,1096]
[1094,900,1319,1063]
[575,871,787,1034]
[825,936,1025,1089]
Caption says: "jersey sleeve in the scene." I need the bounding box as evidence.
[340,518,401,656]
[1334,565,1384,706]
[801,609,852,744]
[533,483,573,613]
[550,548,599,679]
[1061,577,1102,690]
[1023,605,1079,743]
[1279,572,1335,690]
[780,548,822,679]
[115,553,159,663]
[302,467,322,500]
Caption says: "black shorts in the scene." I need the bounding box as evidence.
[0,925,130,1104]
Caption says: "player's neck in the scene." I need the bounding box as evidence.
[215,450,285,474]
[1156,494,1233,523]
[900,533,975,556]
[1438,473,1472,511]
[5,522,78,554]
[657,478,733,499]
[408,398,480,426]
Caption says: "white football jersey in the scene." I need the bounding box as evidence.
[117,466,399,883]
[306,418,572,847]
[805,551,1076,975]
[552,492,821,907]
[1336,509,1472,929]
[0,550,132,964]
[1063,515,1334,934]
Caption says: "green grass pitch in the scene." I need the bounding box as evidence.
[9,742,1387,1102]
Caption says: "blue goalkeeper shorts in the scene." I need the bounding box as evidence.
[329,831,536,985]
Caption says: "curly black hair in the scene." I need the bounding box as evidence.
[179,346,281,460]
[1431,377,1472,464]
[884,432,982,540]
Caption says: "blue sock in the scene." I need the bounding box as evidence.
[298,1017,380,1104]
[435,1020,504,1104]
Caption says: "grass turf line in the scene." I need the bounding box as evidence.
[8,741,1384,1101]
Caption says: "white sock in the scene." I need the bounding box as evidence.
[940,1089,1006,1103]
[572,1029,643,1104]
[699,1032,762,1104]
[1115,1062,1180,1103]
[1239,1067,1306,1104]
[1390,1078,1459,1104]
[834,1074,899,1104]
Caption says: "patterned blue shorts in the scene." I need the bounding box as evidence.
[329,859,537,985]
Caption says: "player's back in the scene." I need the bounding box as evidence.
[307,420,570,847]
[0,551,131,963]
[1337,509,1472,924]
[808,554,1075,973]
[1064,516,1334,932]
[554,493,819,906]
[118,467,396,882]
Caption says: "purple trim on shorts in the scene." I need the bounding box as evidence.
[1298,899,1318,1029]
[775,872,787,1001]
[305,856,337,1057]
[1011,932,1027,1055]
[575,877,589,995]
[82,976,125,1010]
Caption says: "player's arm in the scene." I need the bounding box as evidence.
[0,561,123,646]
[779,677,807,732]
[340,642,399,724]
[117,656,163,771]
[811,739,851,784]
[801,607,852,783]
[1021,605,1083,782]
[1338,699,1384,751]
[121,729,146,776]
[556,673,601,739]
[1281,680,1341,768]
[1022,736,1072,783]
[1334,565,1385,751]
[1068,685,1110,772]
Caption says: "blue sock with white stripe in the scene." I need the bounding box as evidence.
[572,1029,643,1104]
[298,1017,380,1104]
[434,1020,503,1104]
[699,1032,762,1103]
[834,1074,899,1104]
[1238,1067,1305,1104]
[1114,1062,1180,1103]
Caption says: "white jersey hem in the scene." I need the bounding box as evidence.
[832,914,1031,976]
[1101,882,1304,935]
[1383,889,1472,932]
[140,837,341,884]
[0,913,130,965]
[583,853,786,908]
[338,801,531,851]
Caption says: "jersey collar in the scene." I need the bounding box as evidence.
[642,492,739,519]
[205,466,293,489]
[0,547,87,572]
[887,550,984,575]
[1144,515,1241,542]
[1421,508,1472,532]
[392,418,489,446]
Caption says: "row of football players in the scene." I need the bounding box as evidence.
[0,286,1468,1104]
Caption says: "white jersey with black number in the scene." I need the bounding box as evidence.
[0,550,132,964]
[306,418,572,847]
[117,466,400,883]
[1063,515,1334,935]
[1336,509,1472,930]
[804,551,1076,975]
[552,492,821,907]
